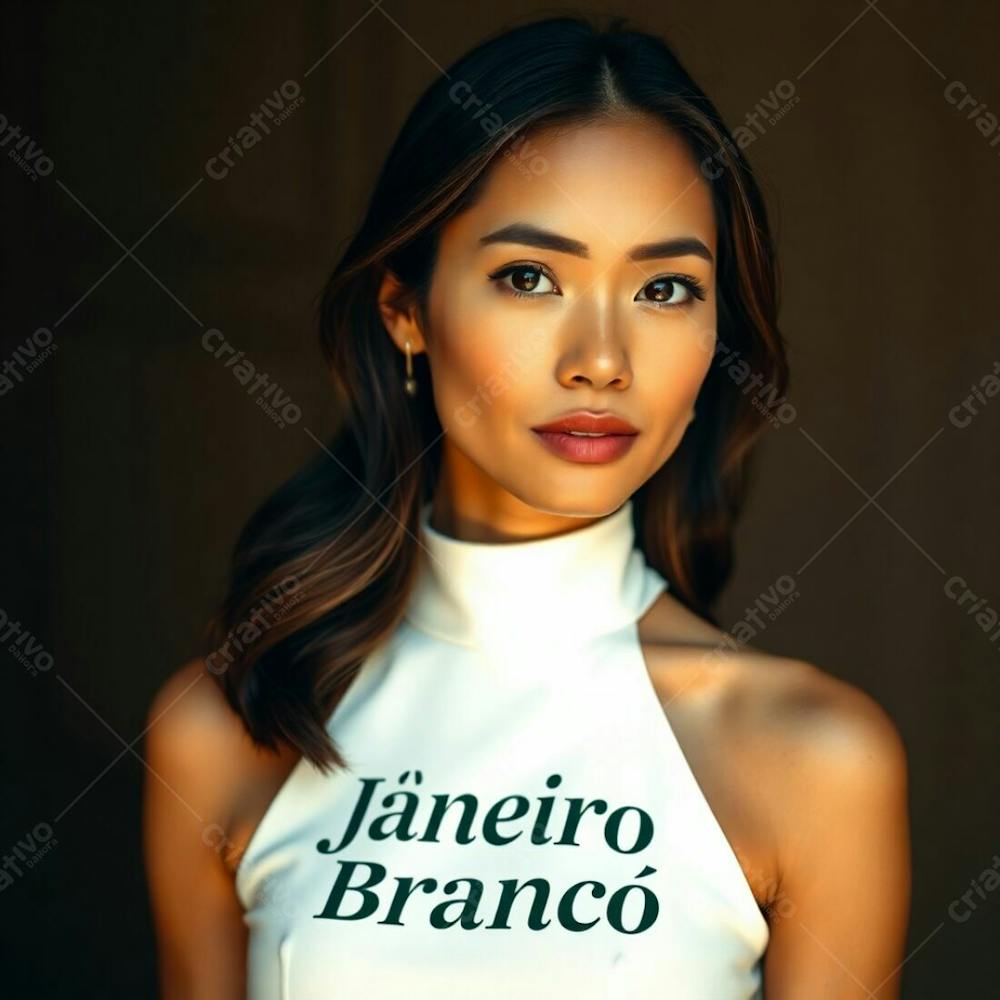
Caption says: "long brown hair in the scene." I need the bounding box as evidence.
[203,13,789,772]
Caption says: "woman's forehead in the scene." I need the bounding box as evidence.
[443,121,716,264]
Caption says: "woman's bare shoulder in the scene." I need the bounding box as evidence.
[638,591,907,789]
[143,662,285,995]
[144,659,296,832]
[146,660,250,769]
[734,655,909,807]
[143,662,243,838]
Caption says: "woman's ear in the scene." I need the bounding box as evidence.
[378,269,427,355]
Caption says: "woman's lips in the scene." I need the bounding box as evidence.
[531,429,638,463]
[530,412,639,464]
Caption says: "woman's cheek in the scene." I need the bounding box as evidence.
[429,324,519,436]
[432,296,549,425]
[640,338,713,459]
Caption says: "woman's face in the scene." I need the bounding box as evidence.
[383,117,718,535]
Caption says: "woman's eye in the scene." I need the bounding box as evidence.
[635,276,705,309]
[490,265,705,308]
[492,264,559,298]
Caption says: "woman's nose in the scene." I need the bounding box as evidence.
[554,301,633,391]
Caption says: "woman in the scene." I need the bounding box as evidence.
[144,13,911,999]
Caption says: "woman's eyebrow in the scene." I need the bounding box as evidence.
[478,222,713,263]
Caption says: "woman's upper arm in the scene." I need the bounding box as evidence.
[761,669,912,999]
[142,660,249,1000]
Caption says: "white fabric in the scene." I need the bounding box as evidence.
[238,498,769,999]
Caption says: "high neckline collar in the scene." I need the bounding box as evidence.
[403,498,668,652]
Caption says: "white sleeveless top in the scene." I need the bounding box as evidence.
[237,498,770,999]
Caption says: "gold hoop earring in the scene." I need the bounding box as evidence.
[403,340,418,398]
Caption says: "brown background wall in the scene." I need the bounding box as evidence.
[2,1,998,995]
